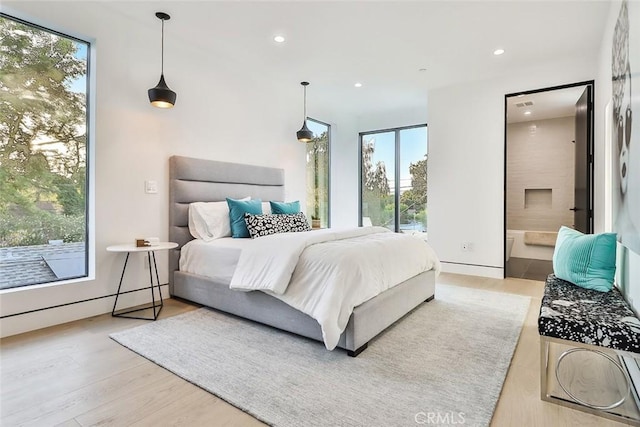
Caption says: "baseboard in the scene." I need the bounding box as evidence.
[0,284,170,338]
[440,262,504,279]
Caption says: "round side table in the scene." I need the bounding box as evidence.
[107,242,178,320]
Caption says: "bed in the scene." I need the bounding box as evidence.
[168,155,438,356]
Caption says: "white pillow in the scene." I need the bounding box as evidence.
[261,201,272,215]
[189,197,250,241]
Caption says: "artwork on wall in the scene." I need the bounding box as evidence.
[612,0,640,255]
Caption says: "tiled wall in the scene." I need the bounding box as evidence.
[506,116,575,231]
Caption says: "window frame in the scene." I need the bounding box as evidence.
[0,12,95,291]
[358,123,427,232]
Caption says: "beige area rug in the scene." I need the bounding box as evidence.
[111,284,530,427]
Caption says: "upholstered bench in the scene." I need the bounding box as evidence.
[538,274,640,425]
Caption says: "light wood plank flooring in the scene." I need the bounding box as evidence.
[0,273,631,426]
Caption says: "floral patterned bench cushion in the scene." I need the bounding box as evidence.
[538,275,640,353]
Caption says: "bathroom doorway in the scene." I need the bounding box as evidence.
[504,81,594,280]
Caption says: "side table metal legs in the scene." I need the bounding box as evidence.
[112,250,164,320]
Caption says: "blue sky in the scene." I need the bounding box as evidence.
[363,126,427,191]
[68,42,88,93]
[307,119,328,137]
[307,119,426,191]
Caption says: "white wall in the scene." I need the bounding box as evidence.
[507,116,576,232]
[0,2,308,337]
[357,107,427,134]
[328,117,360,228]
[428,57,597,278]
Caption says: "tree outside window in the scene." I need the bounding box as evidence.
[0,14,90,289]
[306,119,330,229]
[360,125,427,236]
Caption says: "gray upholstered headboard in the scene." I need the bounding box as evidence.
[168,155,285,292]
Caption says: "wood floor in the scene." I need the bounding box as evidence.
[0,273,632,426]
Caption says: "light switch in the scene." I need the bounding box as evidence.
[145,180,158,194]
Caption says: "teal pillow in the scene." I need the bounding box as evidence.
[552,226,617,292]
[270,200,300,215]
[227,198,262,238]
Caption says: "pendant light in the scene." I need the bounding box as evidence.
[296,81,313,142]
[148,12,177,108]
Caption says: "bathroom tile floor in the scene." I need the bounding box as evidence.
[506,257,553,281]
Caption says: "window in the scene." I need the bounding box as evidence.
[360,125,427,235]
[306,119,330,229]
[0,14,91,290]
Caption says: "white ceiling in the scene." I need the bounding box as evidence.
[101,1,611,118]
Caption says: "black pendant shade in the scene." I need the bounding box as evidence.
[296,121,314,142]
[148,12,176,108]
[296,81,313,142]
[148,74,176,108]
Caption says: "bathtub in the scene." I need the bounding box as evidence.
[506,230,557,261]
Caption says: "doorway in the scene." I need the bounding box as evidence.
[504,81,594,280]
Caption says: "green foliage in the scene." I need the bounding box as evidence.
[362,144,428,230]
[361,140,390,195]
[0,210,85,247]
[361,139,393,227]
[0,15,87,246]
[400,155,427,210]
[399,155,428,230]
[54,171,85,215]
[306,131,329,223]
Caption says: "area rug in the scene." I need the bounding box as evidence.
[110,284,530,427]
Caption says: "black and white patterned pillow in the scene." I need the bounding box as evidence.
[244,212,311,239]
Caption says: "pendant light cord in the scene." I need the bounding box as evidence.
[303,85,307,121]
[161,18,165,75]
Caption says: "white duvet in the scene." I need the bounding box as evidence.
[230,227,440,350]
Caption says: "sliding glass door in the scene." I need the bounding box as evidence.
[361,131,395,230]
[359,125,427,235]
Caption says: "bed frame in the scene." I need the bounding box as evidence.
[168,155,436,356]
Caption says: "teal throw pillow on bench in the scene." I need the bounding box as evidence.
[552,226,616,292]
[227,198,262,238]
[270,200,300,215]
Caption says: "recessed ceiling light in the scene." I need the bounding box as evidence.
[273,35,285,43]
[524,111,532,115]
[493,48,505,56]
[354,82,363,88]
